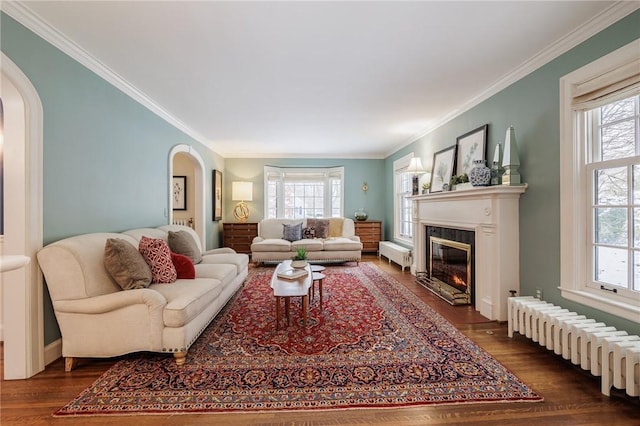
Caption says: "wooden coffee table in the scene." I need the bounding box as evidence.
[271,260,312,329]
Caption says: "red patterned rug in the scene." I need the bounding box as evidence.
[54,263,542,416]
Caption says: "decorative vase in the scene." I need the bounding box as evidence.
[354,208,368,221]
[469,160,491,186]
[291,260,307,269]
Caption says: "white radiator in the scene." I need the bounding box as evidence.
[378,241,411,271]
[508,296,640,400]
[172,218,194,228]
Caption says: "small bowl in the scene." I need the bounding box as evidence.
[291,260,308,269]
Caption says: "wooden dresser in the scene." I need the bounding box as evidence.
[222,222,258,254]
[354,220,382,254]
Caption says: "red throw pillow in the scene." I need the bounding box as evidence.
[138,236,177,283]
[171,252,196,279]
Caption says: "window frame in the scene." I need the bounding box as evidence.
[263,165,344,219]
[393,153,414,244]
[559,39,640,323]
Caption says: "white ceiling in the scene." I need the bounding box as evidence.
[4,1,634,158]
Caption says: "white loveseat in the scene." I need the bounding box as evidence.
[251,218,362,264]
[37,224,248,371]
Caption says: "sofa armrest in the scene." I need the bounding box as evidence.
[54,288,166,315]
[252,236,265,243]
[349,236,361,242]
[203,247,237,255]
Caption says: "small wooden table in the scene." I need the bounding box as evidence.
[271,260,312,329]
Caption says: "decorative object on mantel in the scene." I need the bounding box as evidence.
[354,208,368,221]
[455,124,488,176]
[407,156,426,195]
[232,181,253,222]
[502,126,522,186]
[490,143,502,185]
[429,145,456,193]
[469,160,491,186]
[450,173,470,190]
[421,182,430,194]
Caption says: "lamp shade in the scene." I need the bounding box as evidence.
[232,181,253,201]
[407,157,425,175]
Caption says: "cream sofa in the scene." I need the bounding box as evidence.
[37,224,248,371]
[251,218,362,264]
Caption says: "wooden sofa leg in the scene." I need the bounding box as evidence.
[64,357,78,372]
[173,351,187,366]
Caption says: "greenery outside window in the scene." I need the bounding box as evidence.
[560,39,640,322]
[264,166,343,219]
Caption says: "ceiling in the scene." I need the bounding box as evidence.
[4,1,633,158]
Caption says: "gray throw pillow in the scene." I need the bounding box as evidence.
[283,222,303,242]
[168,230,202,264]
[104,238,152,290]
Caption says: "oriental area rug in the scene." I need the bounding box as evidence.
[54,263,542,417]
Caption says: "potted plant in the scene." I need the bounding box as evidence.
[291,247,308,268]
[421,182,430,194]
[450,174,471,190]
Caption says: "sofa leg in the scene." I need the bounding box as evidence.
[173,351,187,366]
[64,357,78,372]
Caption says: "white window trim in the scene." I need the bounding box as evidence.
[263,165,344,219]
[394,153,414,244]
[559,39,640,323]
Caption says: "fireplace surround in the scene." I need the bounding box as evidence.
[411,185,527,321]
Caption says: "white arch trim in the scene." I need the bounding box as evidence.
[168,144,206,249]
[0,52,45,379]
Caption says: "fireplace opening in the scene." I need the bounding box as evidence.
[430,237,471,294]
[416,226,474,306]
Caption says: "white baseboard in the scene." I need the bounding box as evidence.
[44,338,62,366]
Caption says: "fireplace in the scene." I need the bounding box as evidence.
[411,185,526,321]
[417,227,474,305]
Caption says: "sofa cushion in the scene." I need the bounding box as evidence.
[251,238,292,252]
[150,278,223,327]
[322,237,363,251]
[283,222,302,242]
[292,239,324,252]
[168,230,202,264]
[200,252,249,274]
[171,252,195,279]
[307,219,329,238]
[194,263,237,287]
[103,238,152,290]
[139,236,177,284]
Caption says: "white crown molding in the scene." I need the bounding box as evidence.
[1,1,216,153]
[385,1,640,158]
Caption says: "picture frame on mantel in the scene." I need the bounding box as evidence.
[172,176,187,211]
[429,145,456,193]
[213,169,222,221]
[455,124,488,176]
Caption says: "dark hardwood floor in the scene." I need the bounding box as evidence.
[2,255,639,425]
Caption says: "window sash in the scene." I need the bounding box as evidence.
[393,154,415,242]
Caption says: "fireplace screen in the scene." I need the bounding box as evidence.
[429,236,471,294]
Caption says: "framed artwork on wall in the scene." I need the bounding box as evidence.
[213,170,222,221]
[429,145,456,193]
[455,124,488,176]
[172,176,187,210]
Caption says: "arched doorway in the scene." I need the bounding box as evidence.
[168,145,206,248]
[0,53,44,379]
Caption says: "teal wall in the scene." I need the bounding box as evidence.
[385,10,640,335]
[1,13,225,344]
[223,157,385,235]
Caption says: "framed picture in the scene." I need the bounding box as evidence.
[455,124,488,176]
[429,145,457,193]
[213,169,222,221]
[172,176,187,211]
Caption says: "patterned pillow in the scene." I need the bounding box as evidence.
[307,219,330,238]
[138,236,177,283]
[283,222,303,242]
[168,230,202,264]
[171,252,196,279]
[104,238,152,290]
[302,227,316,239]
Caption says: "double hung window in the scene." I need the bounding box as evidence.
[264,166,343,219]
[394,154,414,243]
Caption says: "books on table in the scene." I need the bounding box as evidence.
[277,268,308,280]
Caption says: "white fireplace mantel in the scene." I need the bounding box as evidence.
[412,185,527,322]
